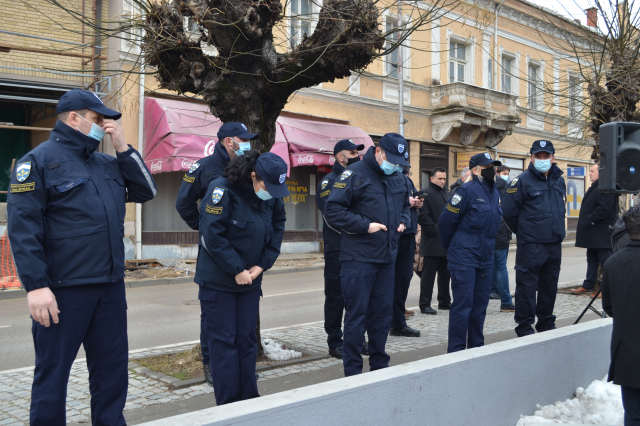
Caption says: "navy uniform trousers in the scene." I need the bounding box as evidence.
[447,265,492,353]
[514,242,562,336]
[390,234,415,329]
[341,261,394,377]
[324,250,344,349]
[30,281,128,426]
[199,286,261,406]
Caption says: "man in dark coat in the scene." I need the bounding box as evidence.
[450,167,470,194]
[492,165,515,311]
[602,205,640,426]
[418,167,452,314]
[571,163,617,296]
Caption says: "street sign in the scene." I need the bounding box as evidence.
[567,167,585,177]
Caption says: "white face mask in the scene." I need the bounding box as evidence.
[500,175,509,182]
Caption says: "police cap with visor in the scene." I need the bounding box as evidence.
[530,140,555,154]
[255,153,290,198]
[218,122,259,140]
[57,89,122,120]
[379,133,411,167]
[333,139,365,156]
[469,152,501,168]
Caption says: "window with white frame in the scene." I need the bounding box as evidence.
[528,63,542,110]
[501,56,513,93]
[569,76,581,117]
[448,41,467,83]
[290,0,318,48]
[488,59,493,90]
[122,0,142,53]
[384,15,410,79]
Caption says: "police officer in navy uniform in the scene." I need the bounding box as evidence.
[175,122,257,384]
[315,139,365,359]
[6,89,157,426]
[324,133,411,376]
[502,140,566,337]
[196,151,287,405]
[439,153,502,353]
[389,169,423,337]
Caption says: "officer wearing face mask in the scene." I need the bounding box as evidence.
[324,133,411,376]
[6,89,157,425]
[175,121,257,386]
[502,140,566,337]
[196,150,287,406]
[315,139,365,359]
[439,153,502,353]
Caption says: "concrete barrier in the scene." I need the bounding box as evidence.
[140,320,613,426]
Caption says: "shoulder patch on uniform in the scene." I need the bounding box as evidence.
[321,179,329,190]
[16,162,31,182]
[320,189,330,198]
[183,174,195,183]
[510,177,519,187]
[212,187,225,204]
[188,163,200,174]
[340,170,353,181]
[451,194,462,205]
[10,182,35,193]
[205,204,223,214]
[446,205,460,213]
[506,188,517,193]
[333,182,346,189]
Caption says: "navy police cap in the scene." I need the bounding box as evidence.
[469,152,501,168]
[218,122,258,140]
[333,139,365,156]
[255,153,290,199]
[57,89,122,120]
[530,140,555,154]
[379,133,411,167]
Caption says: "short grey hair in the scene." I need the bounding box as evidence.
[460,167,470,178]
[57,109,89,122]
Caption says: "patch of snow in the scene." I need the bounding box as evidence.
[516,377,624,426]
[261,338,303,362]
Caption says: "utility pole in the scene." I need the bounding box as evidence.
[397,0,405,137]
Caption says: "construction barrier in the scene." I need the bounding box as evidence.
[1,235,21,290]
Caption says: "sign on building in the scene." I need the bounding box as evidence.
[566,178,585,217]
[567,167,586,177]
[456,151,485,170]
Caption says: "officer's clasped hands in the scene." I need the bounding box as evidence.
[368,223,388,233]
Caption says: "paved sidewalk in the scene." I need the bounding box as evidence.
[0,293,600,425]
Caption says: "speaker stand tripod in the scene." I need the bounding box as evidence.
[573,289,607,325]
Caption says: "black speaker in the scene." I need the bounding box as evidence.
[599,122,640,194]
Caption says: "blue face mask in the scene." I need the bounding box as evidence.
[380,160,398,175]
[534,159,552,173]
[77,114,106,141]
[233,140,251,157]
[500,175,509,182]
[256,188,273,200]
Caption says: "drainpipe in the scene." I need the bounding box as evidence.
[494,0,506,91]
[135,34,145,260]
[397,0,405,137]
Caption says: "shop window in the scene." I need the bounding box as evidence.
[283,166,318,231]
[499,157,525,181]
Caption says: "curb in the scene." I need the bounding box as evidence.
[0,265,326,300]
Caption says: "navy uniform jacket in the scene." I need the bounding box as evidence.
[502,162,566,245]
[175,142,230,230]
[403,174,419,235]
[194,177,286,292]
[7,121,157,292]
[315,162,345,253]
[439,177,502,269]
[324,147,411,264]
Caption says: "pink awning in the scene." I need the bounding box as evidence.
[143,97,374,175]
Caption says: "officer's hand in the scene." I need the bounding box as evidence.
[235,270,253,285]
[27,288,59,327]
[397,223,406,233]
[368,223,388,233]
[248,266,264,280]
[409,196,423,209]
[102,120,129,153]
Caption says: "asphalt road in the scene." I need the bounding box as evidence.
[0,246,588,370]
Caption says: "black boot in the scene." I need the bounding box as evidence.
[203,361,213,387]
[329,347,343,359]
[361,341,370,356]
[389,326,421,337]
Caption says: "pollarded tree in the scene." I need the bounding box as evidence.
[140,0,455,151]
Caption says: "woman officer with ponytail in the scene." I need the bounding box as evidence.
[195,150,289,406]
[438,153,503,354]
